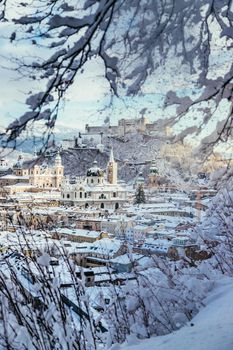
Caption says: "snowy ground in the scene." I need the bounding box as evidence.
[113,278,233,350]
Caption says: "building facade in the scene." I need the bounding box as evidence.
[29,153,64,189]
[61,151,128,210]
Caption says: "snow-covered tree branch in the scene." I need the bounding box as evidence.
[0,0,232,152]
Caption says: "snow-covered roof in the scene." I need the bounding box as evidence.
[56,228,101,238]
[87,238,122,257]
[110,253,143,265]
[141,238,172,253]
[4,183,32,188]
[0,174,29,180]
[133,225,149,230]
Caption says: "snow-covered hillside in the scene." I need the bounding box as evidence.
[61,134,191,184]
[115,279,233,350]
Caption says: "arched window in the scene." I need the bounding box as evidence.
[115,203,119,210]
[100,203,104,209]
[80,192,83,198]
[85,203,89,208]
[67,194,70,199]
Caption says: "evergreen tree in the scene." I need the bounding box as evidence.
[134,184,146,204]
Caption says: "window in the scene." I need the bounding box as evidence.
[100,203,104,209]
[84,193,87,198]
[113,192,116,197]
[80,192,83,198]
[67,194,70,199]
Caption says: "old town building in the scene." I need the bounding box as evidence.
[29,152,64,189]
[61,150,128,210]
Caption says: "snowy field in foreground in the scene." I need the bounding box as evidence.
[113,278,233,350]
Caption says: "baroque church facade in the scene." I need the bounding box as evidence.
[29,152,64,189]
[0,152,64,196]
[61,149,128,210]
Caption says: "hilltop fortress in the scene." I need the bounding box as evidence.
[85,115,172,138]
[62,116,171,150]
[86,116,155,137]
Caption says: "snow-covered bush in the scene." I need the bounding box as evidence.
[0,234,216,350]
[198,175,233,275]
[101,256,213,345]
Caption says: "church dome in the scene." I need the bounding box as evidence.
[135,172,144,185]
[150,166,158,174]
[150,160,158,174]
[86,161,104,177]
[138,172,144,180]
[13,154,23,169]
[55,152,62,165]
[0,158,9,172]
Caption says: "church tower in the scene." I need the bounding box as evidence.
[54,151,64,188]
[107,148,117,185]
[13,152,28,177]
[148,159,159,187]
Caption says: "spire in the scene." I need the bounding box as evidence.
[109,147,114,163]
[18,149,23,162]
[55,151,62,166]
[14,151,23,168]
[13,153,23,171]
[34,146,37,159]
[107,147,117,184]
